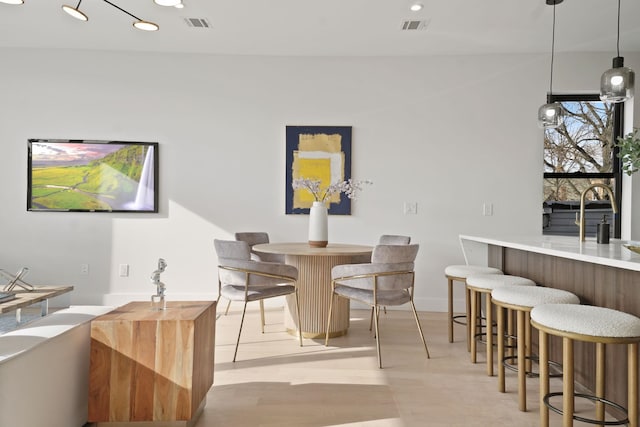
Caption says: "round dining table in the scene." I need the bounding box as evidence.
[252,242,372,339]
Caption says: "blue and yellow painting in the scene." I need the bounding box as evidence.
[285,126,352,215]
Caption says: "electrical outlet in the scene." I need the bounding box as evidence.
[80,264,89,275]
[119,264,129,277]
[404,202,418,215]
[482,203,493,216]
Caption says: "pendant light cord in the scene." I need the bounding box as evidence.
[549,2,556,95]
[616,0,621,57]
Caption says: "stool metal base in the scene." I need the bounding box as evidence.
[544,392,629,426]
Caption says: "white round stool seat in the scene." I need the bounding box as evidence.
[444,265,502,347]
[533,304,640,426]
[492,286,580,309]
[467,274,536,291]
[445,265,502,278]
[531,304,640,339]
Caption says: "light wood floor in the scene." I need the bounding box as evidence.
[192,307,611,427]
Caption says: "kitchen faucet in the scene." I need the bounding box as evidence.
[575,183,618,241]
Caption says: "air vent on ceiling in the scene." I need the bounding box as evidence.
[184,17,211,28]
[401,19,429,31]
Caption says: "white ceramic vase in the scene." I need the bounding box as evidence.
[308,201,328,248]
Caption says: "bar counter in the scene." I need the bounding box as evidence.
[460,234,640,414]
[460,234,640,272]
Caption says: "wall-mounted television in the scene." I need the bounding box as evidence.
[27,139,159,213]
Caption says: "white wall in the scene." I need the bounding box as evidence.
[0,48,638,311]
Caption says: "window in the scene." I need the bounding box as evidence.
[542,94,623,237]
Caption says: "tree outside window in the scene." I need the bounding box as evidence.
[543,94,622,237]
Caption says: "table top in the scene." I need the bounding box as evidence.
[93,300,216,322]
[253,242,372,257]
[0,285,74,314]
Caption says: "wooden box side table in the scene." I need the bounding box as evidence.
[88,301,216,426]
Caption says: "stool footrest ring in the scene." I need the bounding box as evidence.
[452,314,468,326]
[543,391,629,426]
[502,355,563,378]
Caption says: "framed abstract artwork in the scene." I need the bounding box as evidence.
[285,125,352,215]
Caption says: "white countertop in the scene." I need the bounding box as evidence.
[460,234,640,272]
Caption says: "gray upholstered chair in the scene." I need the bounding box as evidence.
[372,234,411,322]
[228,232,284,328]
[234,232,284,263]
[378,234,411,245]
[214,239,302,362]
[325,243,430,368]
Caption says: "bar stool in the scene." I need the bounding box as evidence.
[531,304,640,427]
[444,265,502,350]
[466,274,535,376]
[491,286,580,411]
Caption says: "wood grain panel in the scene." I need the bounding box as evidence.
[131,320,156,421]
[88,301,216,424]
[490,245,640,412]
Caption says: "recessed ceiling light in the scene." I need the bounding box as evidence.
[410,2,423,12]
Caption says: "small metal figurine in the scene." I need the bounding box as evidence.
[150,258,167,310]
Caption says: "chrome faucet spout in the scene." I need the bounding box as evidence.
[578,184,618,241]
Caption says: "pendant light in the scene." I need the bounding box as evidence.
[600,0,635,103]
[62,0,159,31]
[154,0,182,6]
[62,0,88,21]
[537,0,564,129]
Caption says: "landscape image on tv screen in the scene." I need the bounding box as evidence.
[28,139,158,212]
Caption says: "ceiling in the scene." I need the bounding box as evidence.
[1,0,640,57]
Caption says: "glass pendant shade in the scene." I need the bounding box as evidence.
[538,1,564,130]
[0,0,24,5]
[538,102,564,129]
[600,57,635,103]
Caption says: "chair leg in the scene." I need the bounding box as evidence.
[485,292,494,376]
[369,306,374,331]
[373,304,383,368]
[497,304,505,393]
[629,343,638,427]
[596,342,605,423]
[224,298,231,315]
[410,300,430,359]
[325,293,335,346]
[294,290,303,347]
[470,288,478,363]
[374,306,381,337]
[448,277,454,343]
[466,284,472,352]
[562,337,575,427]
[259,300,265,334]
[517,309,526,411]
[539,329,550,427]
[233,301,248,363]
